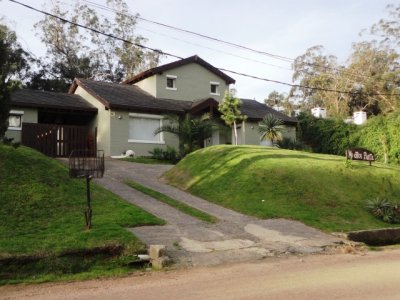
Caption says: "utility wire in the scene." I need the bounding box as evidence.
[79,0,400,85]
[8,0,183,60]
[218,68,399,96]
[9,0,400,97]
[81,0,294,63]
[136,26,293,71]
[54,0,293,71]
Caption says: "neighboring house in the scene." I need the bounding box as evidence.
[6,55,297,157]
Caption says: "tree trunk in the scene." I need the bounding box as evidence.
[233,121,238,145]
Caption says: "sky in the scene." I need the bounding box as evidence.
[1,0,397,101]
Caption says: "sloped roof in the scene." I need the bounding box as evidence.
[240,99,297,124]
[69,78,191,114]
[11,89,97,112]
[123,55,236,85]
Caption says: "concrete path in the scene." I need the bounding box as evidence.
[95,159,343,267]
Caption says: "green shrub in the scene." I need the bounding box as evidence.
[149,146,179,163]
[366,197,400,224]
[353,112,400,164]
[149,147,164,160]
[297,113,357,156]
[163,146,178,162]
[277,137,305,150]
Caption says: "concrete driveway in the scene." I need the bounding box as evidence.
[95,159,343,267]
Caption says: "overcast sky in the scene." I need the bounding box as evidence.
[1,0,397,101]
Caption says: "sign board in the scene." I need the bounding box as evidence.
[345,148,375,165]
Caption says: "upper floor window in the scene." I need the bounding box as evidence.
[166,75,177,90]
[210,81,220,95]
[8,110,24,131]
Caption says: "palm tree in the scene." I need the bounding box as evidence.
[258,114,284,146]
[154,113,215,157]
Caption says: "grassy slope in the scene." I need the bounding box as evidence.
[0,144,164,283]
[164,145,400,232]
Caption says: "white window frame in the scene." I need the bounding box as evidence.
[128,113,165,144]
[210,81,220,96]
[8,110,24,131]
[166,75,177,90]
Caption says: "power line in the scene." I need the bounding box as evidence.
[53,0,293,71]
[9,0,400,97]
[136,26,293,71]
[79,0,400,85]
[218,68,399,96]
[8,0,183,60]
[81,0,294,63]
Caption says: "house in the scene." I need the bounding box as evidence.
[6,55,297,157]
[311,107,327,119]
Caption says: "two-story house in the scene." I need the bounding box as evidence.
[6,55,297,157]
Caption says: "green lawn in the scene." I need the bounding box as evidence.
[126,180,217,223]
[164,145,400,232]
[0,144,164,284]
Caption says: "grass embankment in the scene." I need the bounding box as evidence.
[164,145,400,232]
[126,180,217,223]
[0,144,164,284]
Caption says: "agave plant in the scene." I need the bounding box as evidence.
[365,197,391,218]
[365,197,400,224]
[259,114,284,146]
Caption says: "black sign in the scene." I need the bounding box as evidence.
[346,148,375,165]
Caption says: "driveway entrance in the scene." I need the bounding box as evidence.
[96,159,344,267]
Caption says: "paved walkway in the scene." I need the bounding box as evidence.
[95,159,343,267]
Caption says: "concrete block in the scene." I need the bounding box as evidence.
[151,256,171,269]
[149,245,166,260]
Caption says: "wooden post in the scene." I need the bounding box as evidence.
[85,175,92,229]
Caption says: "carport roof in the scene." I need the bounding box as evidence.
[11,89,98,112]
[240,99,297,124]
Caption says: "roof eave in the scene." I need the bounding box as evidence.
[109,103,185,114]
[70,78,111,109]
[11,102,98,113]
[123,55,235,85]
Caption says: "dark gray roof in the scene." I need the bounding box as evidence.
[123,55,235,85]
[11,89,97,112]
[70,78,191,114]
[240,99,297,124]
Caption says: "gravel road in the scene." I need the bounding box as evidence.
[2,249,400,300]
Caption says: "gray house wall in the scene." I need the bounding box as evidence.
[109,109,180,157]
[5,107,37,143]
[135,63,230,102]
[241,121,297,145]
[74,86,111,156]
[135,76,157,98]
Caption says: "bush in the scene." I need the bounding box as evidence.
[297,112,357,156]
[366,197,400,224]
[149,147,164,160]
[352,112,400,164]
[149,146,179,163]
[277,137,305,150]
[1,137,20,148]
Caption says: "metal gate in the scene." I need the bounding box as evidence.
[21,123,96,157]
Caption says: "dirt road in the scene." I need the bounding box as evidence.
[3,250,400,300]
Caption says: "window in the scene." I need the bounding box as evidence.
[210,81,220,95]
[8,110,24,130]
[166,75,177,90]
[128,113,164,144]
